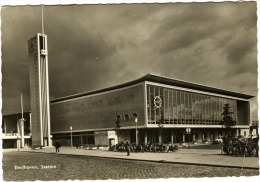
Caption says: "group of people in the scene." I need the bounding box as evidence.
[54,139,131,156]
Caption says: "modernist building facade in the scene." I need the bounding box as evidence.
[2,112,31,148]
[50,74,253,146]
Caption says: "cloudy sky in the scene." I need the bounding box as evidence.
[1,1,258,120]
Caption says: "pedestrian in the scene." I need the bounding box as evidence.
[76,140,79,149]
[54,140,61,153]
[125,139,130,156]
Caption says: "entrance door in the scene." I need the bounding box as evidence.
[185,134,192,142]
[175,133,183,143]
[129,130,134,143]
[108,139,115,146]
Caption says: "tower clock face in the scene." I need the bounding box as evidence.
[29,42,34,52]
[154,96,162,108]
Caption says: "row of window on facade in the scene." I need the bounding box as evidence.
[147,85,239,124]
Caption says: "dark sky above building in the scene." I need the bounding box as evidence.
[1,1,258,120]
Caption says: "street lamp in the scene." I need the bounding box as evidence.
[133,113,138,145]
[158,123,164,145]
[186,128,191,149]
[70,126,73,149]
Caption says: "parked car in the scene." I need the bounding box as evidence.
[213,136,223,144]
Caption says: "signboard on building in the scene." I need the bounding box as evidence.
[186,128,191,134]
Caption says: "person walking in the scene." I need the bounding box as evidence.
[125,139,130,156]
[55,140,61,153]
[76,140,79,149]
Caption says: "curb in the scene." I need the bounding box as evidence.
[20,150,259,170]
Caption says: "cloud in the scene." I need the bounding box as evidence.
[1,3,258,120]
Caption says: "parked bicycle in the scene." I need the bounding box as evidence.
[221,136,258,157]
[109,141,179,153]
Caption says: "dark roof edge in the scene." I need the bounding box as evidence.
[50,75,147,103]
[144,73,254,99]
[50,74,254,103]
[2,111,31,117]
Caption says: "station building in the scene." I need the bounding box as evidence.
[2,112,31,148]
[50,74,254,146]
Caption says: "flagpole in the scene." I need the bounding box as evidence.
[21,94,23,120]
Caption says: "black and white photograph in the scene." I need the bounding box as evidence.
[1,0,259,181]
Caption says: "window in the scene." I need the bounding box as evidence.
[146,85,238,125]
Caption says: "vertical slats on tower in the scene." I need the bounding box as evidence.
[28,34,51,146]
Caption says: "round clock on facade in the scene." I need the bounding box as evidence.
[154,96,162,108]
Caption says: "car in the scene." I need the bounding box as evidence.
[213,136,223,144]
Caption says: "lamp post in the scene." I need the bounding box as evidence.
[133,113,138,145]
[186,128,191,149]
[70,126,73,149]
[158,123,164,145]
[154,95,163,144]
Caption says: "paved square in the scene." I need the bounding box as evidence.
[2,151,259,181]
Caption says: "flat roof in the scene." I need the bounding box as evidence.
[2,111,31,117]
[51,74,254,103]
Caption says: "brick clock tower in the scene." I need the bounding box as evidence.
[28,33,51,147]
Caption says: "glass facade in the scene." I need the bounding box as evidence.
[147,85,238,125]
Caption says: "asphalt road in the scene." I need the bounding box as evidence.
[2,151,259,181]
